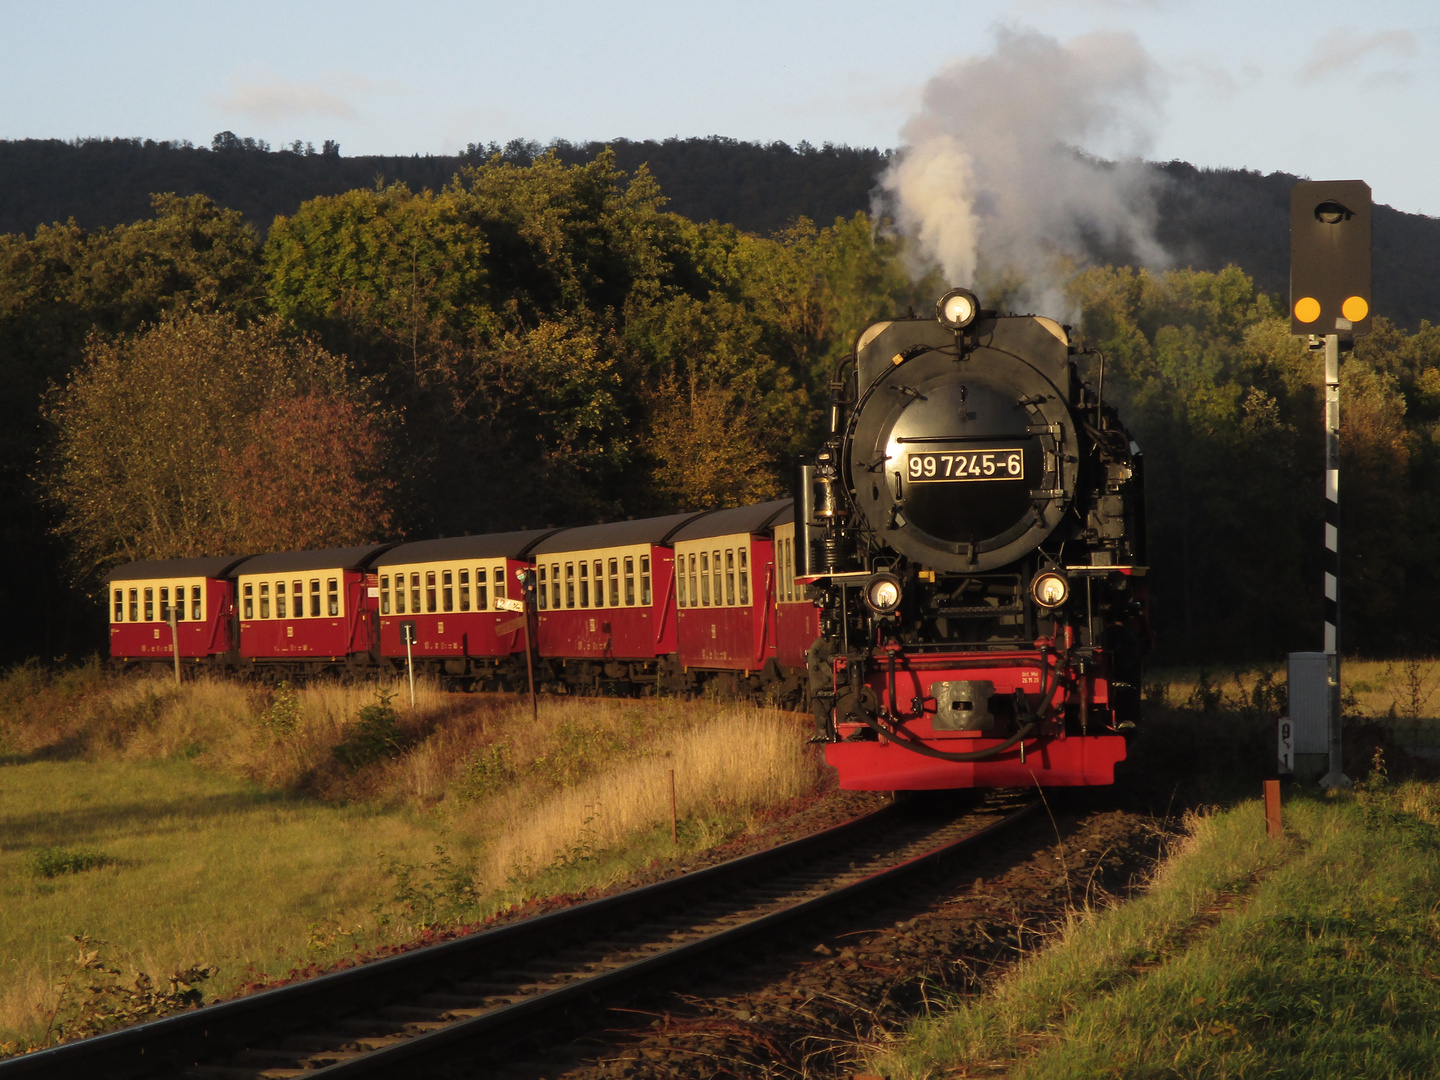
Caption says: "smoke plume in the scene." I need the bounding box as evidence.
[877,28,1168,315]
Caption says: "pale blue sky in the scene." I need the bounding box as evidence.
[3,0,1436,214]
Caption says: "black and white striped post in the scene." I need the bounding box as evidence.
[1321,333,1347,789]
[1291,179,1370,789]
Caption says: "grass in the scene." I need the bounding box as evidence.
[0,759,444,1050]
[0,662,827,1051]
[868,770,1440,1079]
[1150,659,1440,755]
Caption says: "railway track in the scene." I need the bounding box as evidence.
[2,794,1036,1080]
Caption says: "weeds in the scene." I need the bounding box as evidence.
[27,848,112,878]
[42,935,215,1046]
[383,848,483,930]
[454,741,514,802]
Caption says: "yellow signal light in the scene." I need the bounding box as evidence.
[1293,296,1321,323]
[1342,295,1369,322]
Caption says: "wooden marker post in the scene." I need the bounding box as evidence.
[498,583,536,723]
[669,768,678,845]
[168,607,181,685]
[1264,779,1282,838]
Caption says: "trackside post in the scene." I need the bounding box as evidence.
[167,607,180,685]
[1291,179,1369,789]
[400,620,417,706]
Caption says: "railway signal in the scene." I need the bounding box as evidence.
[1291,179,1370,789]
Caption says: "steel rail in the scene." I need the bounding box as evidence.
[1,798,1036,1080]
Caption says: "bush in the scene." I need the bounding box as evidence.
[332,688,406,770]
[259,681,301,739]
[28,848,111,878]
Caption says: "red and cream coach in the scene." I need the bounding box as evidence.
[373,530,558,688]
[233,544,392,677]
[105,556,249,669]
[530,513,699,693]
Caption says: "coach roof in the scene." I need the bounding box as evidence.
[668,500,792,542]
[374,529,561,566]
[530,512,710,555]
[231,544,394,577]
[103,555,252,583]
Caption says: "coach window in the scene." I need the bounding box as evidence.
[593,560,604,608]
[739,548,749,605]
[579,561,590,608]
[551,564,561,610]
[675,555,686,607]
[394,575,406,614]
[725,550,736,606]
[688,554,698,609]
[128,588,138,622]
[328,578,340,616]
[380,576,391,615]
[493,566,505,605]
[240,584,251,620]
[159,587,170,622]
[459,569,471,612]
[565,563,575,608]
[441,570,453,612]
[607,558,619,607]
[476,568,488,611]
[424,571,435,613]
[259,582,270,619]
[276,584,286,619]
[712,551,722,608]
[408,573,419,615]
[113,589,124,622]
[193,585,203,621]
[536,566,547,610]
[640,555,652,606]
[624,557,635,606]
[174,583,188,620]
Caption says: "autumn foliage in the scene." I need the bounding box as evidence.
[44,311,392,574]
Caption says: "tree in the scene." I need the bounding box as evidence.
[42,310,391,575]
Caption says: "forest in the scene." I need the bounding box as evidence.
[4,141,1440,666]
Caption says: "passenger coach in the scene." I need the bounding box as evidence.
[531,512,704,692]
[373,530,558,687]
[105,555,249,669]
[671,500,793,696]
[233,544,393,677]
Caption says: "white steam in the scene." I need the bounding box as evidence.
[877,28,1168,315]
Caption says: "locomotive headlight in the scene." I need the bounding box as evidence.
[864,572,904,616]
[936,288,980,331]
[1031,571,1069,609]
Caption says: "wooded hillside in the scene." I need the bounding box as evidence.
[4,136,1439,328]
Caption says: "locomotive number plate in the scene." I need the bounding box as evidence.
[906,449,1024,482]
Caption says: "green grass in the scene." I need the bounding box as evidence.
[0,759,445,1047]
[870,779,1440,1079]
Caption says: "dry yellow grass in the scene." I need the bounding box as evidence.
[479,709,820,885]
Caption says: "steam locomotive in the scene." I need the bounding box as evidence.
[103,290,1145,792]
[797,288,1147,790]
